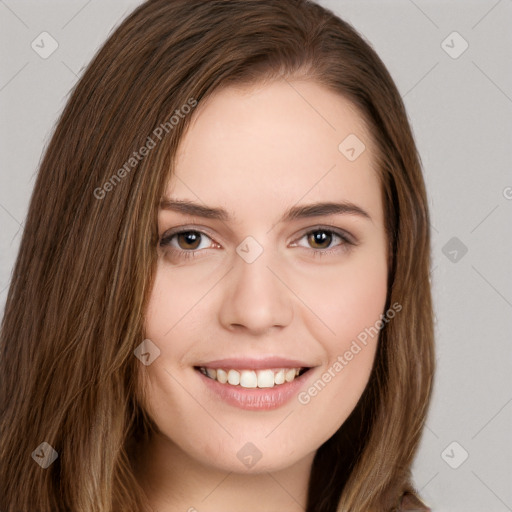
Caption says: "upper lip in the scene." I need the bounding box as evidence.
[195,357,313,370]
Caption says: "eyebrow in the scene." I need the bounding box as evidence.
[159,198,372,223]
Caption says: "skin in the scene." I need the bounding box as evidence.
[134,79,388,511]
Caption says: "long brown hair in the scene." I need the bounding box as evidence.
[0,1,434,511]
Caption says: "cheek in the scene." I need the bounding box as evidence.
[292,248,388,346]
[139,270,197,415]
[144,260,210,338]
[292,250,387,419]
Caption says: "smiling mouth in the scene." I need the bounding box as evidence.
[194,366,311,388]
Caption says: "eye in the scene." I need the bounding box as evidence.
[164,230,212,250]
[159,225,356,262]
[159,229,218,260]
[292,227,355,257]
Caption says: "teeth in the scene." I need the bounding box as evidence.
[240,370,257,388]
[274,369,285,385]
[198,367,306,387]
[227,369,240,385]
[216,368,228,384]
[257,369,274,388]
[285,368,297,382]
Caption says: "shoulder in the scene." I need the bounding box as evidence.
[397,491,431,511]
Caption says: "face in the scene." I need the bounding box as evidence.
[139,79,388,474]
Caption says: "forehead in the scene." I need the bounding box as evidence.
[165,80,382,226]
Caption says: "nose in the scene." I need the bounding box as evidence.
[217,245,294,336]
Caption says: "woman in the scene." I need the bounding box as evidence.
[0,1,434,511]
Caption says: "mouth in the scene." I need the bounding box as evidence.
[194,366,312,388]
[192,357,317,410]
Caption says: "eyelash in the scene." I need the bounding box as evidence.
[159,226,355,261]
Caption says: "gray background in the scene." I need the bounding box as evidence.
[1,1,511,510]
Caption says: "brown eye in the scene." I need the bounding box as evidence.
[160,230,215,253]
[292,227,355,257]
[307,230,333,249]
[176,231,202,250]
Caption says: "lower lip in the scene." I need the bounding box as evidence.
[196,368,314,411]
